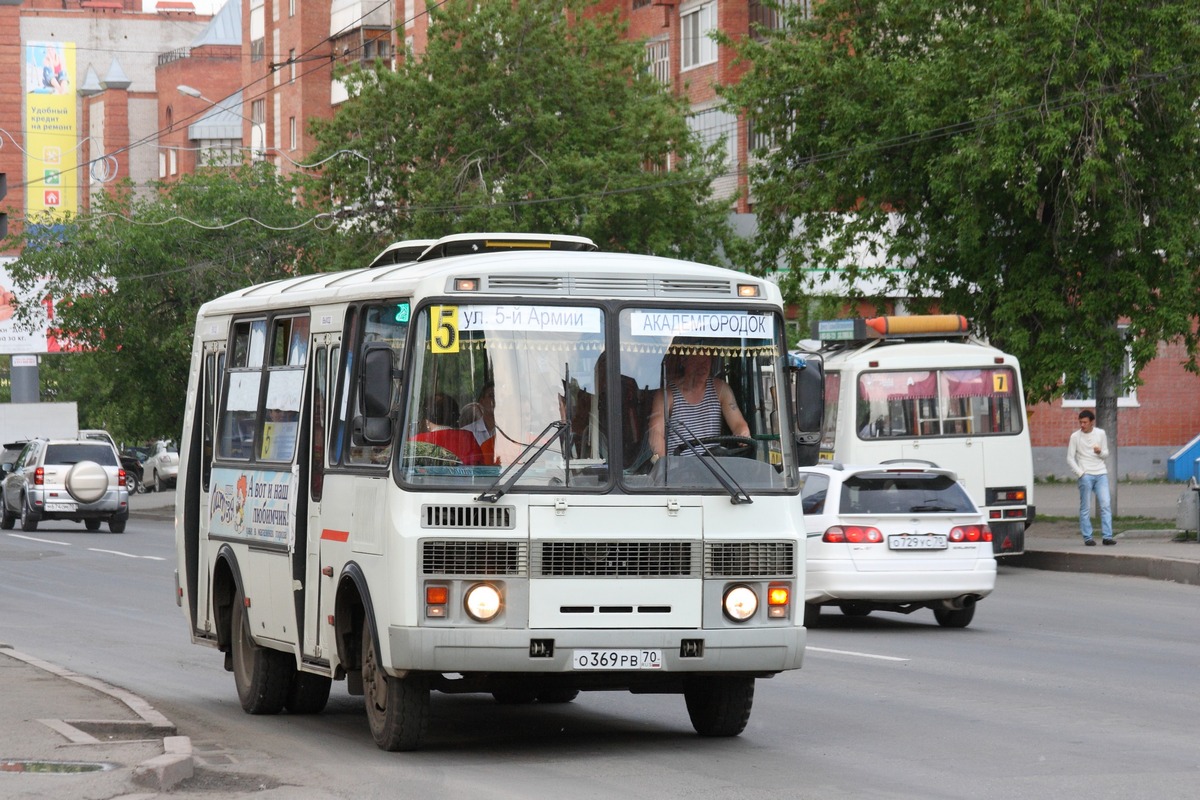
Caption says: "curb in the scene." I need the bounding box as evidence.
[1008,549,1200,587]
[0,646,194,792]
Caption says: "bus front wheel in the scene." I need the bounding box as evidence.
[683,676,754,737]
[362,625,429,751]
[231,591,291,714]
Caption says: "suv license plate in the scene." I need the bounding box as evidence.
[46,502,76,512]
[888,534,947,550]
[572,649,663,670]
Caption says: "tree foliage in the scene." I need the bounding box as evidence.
[311,0,735,261]
[4,164,333,442]
[724,0,1200,405]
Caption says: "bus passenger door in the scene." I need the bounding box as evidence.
[301,335,337,661]
[187,342,223,640]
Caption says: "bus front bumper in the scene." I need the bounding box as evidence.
[385,625,805,675]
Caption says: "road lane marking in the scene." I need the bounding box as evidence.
[8,533,72,546]
[87,548,166,561]
[807,646,909,662]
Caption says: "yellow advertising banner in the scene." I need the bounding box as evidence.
[24,41,78,222]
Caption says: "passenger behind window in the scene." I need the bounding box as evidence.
[411,393,484,465]
[458,383,496,465]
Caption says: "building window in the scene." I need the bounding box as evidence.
[681,1,718,71]
[289,49,296,82]
[687,106,737,169]
[159,152,166,179]
[289,116,297,151]
[288,0,295,17]
[169,149,177,176]
[646,38,670,85]
[1062,326,1139,408]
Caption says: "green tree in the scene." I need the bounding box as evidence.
[725,0,1200,478]
[311,0,735,261]
[4,164,333,443]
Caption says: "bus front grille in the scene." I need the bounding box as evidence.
[705,541,796,578]
[533,541,700,578]
[422,540,528,576]
[422,504,515,529]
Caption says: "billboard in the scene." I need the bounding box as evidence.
[24,41,78,223]
[0,257,79,354]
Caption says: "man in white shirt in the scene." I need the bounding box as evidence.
[1066,409,1114,546]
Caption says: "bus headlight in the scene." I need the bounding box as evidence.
[464,583,503,622]
[723,585,758,622]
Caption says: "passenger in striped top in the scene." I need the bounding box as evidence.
[647,351,749,463]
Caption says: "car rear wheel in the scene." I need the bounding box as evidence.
[20,496,38,532]
[0,500,15,530]
[839,603,872,618]
[85,519,101,531]
[108,519,126,533]
[683,676,755,737]
[231,588,292,714]
[126,471,141,495]
[362,624,429,751]
[933,604,976,628]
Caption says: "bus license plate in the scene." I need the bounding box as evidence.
[46,502,76,512]
[888,534,947,550]
[572,649,663,670]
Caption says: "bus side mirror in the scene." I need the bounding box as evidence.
[357,345,396,445]
[792,355,824,467]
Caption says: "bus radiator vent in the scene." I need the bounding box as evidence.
[705,541,796,578]
[422,540,528,577]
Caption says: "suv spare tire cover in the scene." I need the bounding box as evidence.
[65,461,110,504]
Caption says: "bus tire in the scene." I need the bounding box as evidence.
[286,671,332,715]
[683,676,754,737]
[231,591,291,714]
[362,625,429,751]
[536,688,580,704]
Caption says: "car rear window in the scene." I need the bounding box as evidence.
[840,473,975,514]
[45,444,119,467]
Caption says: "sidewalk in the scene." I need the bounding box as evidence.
[1013,480,1200,586]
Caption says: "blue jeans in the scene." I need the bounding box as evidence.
[1078,473,1113,541]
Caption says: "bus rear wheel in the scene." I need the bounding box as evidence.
[231,591,291,714]
[362,625,429,751]
[286,671,332,715]
[683,676,755,737]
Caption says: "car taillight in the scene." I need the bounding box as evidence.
[118,469,127,488]
[949,524,993,543]
[34,467,44,486]
[823,525,883,544]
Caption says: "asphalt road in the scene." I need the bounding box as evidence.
[3,515,1199,799]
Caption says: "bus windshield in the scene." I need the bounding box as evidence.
[397,303,796,493]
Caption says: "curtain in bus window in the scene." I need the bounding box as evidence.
[858,371,934,437]
[260,370,303,461]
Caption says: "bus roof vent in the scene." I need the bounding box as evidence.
[571,275,654,295]
[657,278,734,296]
[485,275,567,293]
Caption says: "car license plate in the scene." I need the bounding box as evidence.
[888,534,947,550]
[45,502,76,512]
[572,649,663,670]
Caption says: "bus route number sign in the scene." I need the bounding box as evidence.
[572,649,663,670]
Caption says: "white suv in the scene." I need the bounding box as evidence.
[0,438,130,533]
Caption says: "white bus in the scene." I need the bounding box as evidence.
[175,233,815,751]
[803,315,1034,556]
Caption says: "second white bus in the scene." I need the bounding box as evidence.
[802,315,1034,556]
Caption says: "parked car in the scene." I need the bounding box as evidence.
[80,429,145,494]
[0,438,130,533]
[1,441,28,476]
[142,440,179,492]
[799,462,997,628]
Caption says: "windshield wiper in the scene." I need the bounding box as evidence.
[908,504,958,513]
[476,420,568,503]
[666,417,752,505]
